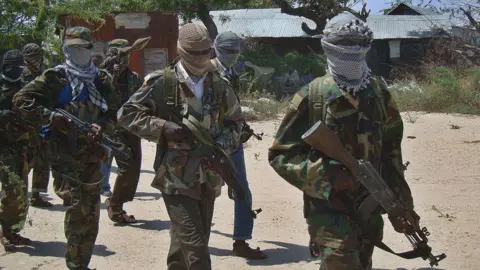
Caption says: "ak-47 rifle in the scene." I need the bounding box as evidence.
[301,120,446,267]
[55,108,129,160]
[182,115,262,219]
[241,122,263,141]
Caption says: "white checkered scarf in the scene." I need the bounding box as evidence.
[56,45,108,112]
[321,12,374,95]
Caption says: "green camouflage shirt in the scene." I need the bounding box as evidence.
[12,67,114,163]
[0,81,34,161]
[268,74,413,212]
[117,62,242,199]
[106,68,142,112]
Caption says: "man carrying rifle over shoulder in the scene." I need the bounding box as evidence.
[211,31,266,260]
[117,23,242,269]
[101,38,145,223]
[13,26,114,270]
[269,12,435,269]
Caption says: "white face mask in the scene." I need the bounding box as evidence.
[65,45,92,67]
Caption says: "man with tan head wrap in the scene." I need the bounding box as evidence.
[117,23,242,269]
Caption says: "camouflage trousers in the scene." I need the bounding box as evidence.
[163,188,215,270]
[110,129,142,204]
[50,151,101,270]
[28,139,51,193]
[306,197,384,270]
[0,155,29,233]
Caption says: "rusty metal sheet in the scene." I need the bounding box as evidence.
[143,48,168,75]
[115,13,151,29]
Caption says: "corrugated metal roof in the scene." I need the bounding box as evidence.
[367,15,452,39]
[185,8,316,38]
[184,8,452,40]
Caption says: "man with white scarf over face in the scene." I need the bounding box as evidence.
[14,26,115,270]
[211,31,267,260]
[269,12,417,270]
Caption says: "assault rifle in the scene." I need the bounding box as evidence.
[301,120,446,267]
[241,122,263,141]
[55,108,129,160]
[182,115,262,219]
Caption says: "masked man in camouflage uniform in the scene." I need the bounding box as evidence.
[0,50,32,250]
[117,23,242,270]
[269,13,418,269]
[21,43,53,208]
[13,27,114,270]
[101,39,143,223]
[211,31,267,260]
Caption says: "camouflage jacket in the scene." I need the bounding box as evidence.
[0,81,35,160]
[106,68,142,113]
[268,74,414,213]
[117,61,242,199]
[12,67,114,162]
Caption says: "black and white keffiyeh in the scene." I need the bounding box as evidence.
[321,12,374,95]
[57,45,108,112]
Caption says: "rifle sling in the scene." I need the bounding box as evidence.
[337,193,429,260]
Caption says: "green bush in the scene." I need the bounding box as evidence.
[239,43,326,77]
[392,66,480,114]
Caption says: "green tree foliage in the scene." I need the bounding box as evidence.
[271,0,368,36]
[0,0,49,50]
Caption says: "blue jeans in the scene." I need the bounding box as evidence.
[100,149,113,191]
[231,143,253,241]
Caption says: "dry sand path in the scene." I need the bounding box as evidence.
[1,112,479,270]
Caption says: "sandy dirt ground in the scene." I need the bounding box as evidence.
[1,112,479,270]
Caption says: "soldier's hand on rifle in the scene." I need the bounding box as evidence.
[88,123,103,143]
[51,113,71,131]
[163,121,192,142]
[389,209,421,235]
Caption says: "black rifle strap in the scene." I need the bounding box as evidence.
[336,193,429,260]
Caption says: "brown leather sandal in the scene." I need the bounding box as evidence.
[0,231,14,251]
[30,197,54,208]
[232,242,267,260]
[10,233,31,245]
[106,198,136,224]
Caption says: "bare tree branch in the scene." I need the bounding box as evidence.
[460,7,480,31]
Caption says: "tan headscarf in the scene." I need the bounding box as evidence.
[177,23,216,76]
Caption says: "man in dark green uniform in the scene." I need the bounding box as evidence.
[101,39,143,223]
[13,27,114,270]
[0,50,32,250]
[269,12,418,270]
[22,43,53,208]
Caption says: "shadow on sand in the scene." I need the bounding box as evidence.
[12,241,115,258]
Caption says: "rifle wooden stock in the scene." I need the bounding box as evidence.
[301,120,358,171]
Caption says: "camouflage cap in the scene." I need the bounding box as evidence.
[63,26,93,47]
[108,39,130,49]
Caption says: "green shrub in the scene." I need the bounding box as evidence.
[392,66,480,114]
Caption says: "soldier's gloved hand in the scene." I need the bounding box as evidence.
[51,113,70,131]
[88,123,103,143]
[163,121,192,142]
[389,209,420,235]
[113,64,121,72]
